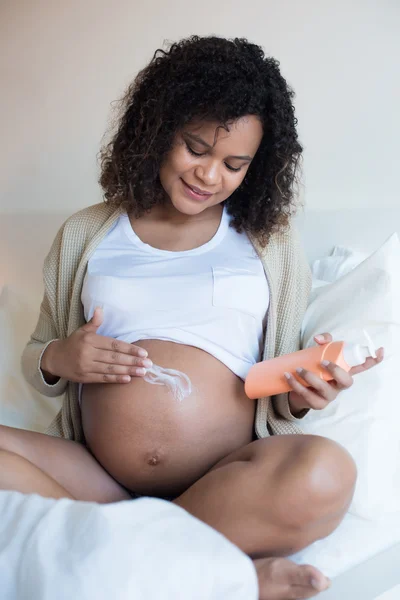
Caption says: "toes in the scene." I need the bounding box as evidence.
[290,564,331,592]
[255,557,331,600]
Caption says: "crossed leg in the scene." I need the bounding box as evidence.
[0,424,130,502]
[0,425,356,599]
[175,434,356,557]
[175,434,357,598]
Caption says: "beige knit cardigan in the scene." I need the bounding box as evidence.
[21,202,312,442]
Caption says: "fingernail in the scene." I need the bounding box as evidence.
[284,372,291,379]
[142,359,153,368]
[137,368,146,376]
[296,367,303,374]
[122,376,131,382]
[138,349,148,358]
[321,360,330,367]
[315,335,325,342]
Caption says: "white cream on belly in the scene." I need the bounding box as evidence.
[143,364,192,402]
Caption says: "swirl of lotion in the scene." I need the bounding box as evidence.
[143,364,192,402]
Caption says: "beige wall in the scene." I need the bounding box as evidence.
[0,0,399,214]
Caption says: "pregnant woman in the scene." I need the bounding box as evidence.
[0,36,383,599]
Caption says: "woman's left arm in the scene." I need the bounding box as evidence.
[268,221,312,425]
[287,333,385,414]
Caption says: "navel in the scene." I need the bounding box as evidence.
[147,453,162,466]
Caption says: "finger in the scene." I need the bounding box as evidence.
[81,307,103,333]
[377,347,385,362]
[94,349,152,369]
[99,371,147,382]
[91,362,149,377]
[295,367,339,402]
[320,361,353,389]
[93,336,148,358]
[284,372,328,410]
[73,373,131,384]
[83,370,149,383]
[350,347,385,376]
[314,332,333,345]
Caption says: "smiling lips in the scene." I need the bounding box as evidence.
[188,183,211,195]
[182,179,213,200]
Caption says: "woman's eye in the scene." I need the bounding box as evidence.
[185,142,242,172]
[185,144,204,157]
[225,164,241,172]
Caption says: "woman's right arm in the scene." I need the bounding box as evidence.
[21,225,68,397]
[21,222,151,396]
[21,296,68,397]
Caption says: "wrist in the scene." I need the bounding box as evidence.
[41,340,61,378]
[288,391,308,416]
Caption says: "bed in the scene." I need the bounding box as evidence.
[1,206,399,599]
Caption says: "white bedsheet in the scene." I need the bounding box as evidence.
[291,511,400,578]
[0,492,258,600]
[2,492,399,600]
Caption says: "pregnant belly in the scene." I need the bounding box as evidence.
[81,340,255,498]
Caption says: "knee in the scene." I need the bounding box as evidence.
[274,435,357,526]
[0,426,24,473]
[0,424,20,454]
[0,424,10,450]
[301,435,356,495]
[247,435,357,555]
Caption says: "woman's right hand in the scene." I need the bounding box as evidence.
[41,307,152,384]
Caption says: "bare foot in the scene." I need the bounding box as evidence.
[254,557,331,600]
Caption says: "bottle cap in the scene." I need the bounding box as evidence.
[342,329,377,367]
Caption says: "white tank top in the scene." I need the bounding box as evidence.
[81,207,269,380]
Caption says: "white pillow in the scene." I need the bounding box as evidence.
[309,246,369,301]
[299,233,400,519]
[311,246,369,283]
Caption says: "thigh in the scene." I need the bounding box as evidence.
[175,434,355,556]
[208,434,290,472]
[0,424,130,503]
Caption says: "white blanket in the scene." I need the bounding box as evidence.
[0,492,258,600]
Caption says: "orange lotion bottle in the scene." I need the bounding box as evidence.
[245,330,377,399]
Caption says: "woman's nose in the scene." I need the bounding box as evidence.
[194,160,221,186]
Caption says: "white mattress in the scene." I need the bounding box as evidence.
[319,542,400,600]
[291,512,400,598]
[375,585,400,600]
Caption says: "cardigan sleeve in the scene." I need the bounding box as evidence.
[270,221,312,423]
[273,392,310,421]
[21,226,68,398]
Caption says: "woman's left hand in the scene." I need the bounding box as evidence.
[287,333,385,414]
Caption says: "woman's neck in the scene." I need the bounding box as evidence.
[144,201,223,226]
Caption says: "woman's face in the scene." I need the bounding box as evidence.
[159,115,263,215]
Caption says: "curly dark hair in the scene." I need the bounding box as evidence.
[99,35,303,245]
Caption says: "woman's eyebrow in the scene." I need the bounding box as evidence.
[184,132,253,161]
